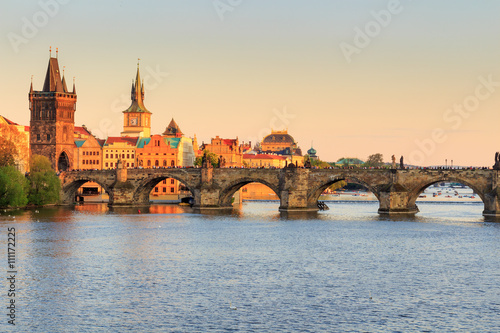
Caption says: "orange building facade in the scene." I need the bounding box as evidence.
[201,136,244,167]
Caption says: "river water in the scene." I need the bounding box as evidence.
[1,201,500,332]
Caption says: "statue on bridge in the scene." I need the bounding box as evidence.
[391,155,396,169]
[201,151,213,169]
[217,155,226,168]
[494,152,500,170]
[400,155,405,169]
[304,157,312,168]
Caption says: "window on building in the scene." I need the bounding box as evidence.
[122,154,125,159]
[162,180,166,184]
[170,188,174,193]
[127,163,129,167]
[106,154,108,159]
[46,134,50,141]
[36,134,40,141]
[147,160,151,167]
[155,160,159,167]
[162,187,166,193]
[171,179,175,184]
[127,154,130,159]
[105,162,108,167]
[171,160,175,167]
[97,152,99,156]
[154,187,158,193]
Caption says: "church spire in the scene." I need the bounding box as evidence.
[72,77,76,94]
[122,59,150,114]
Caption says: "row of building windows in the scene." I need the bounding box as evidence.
[82,160,99,165]
[82,151,99,156]
[105,162,135,168]
[154,187,175,193]
[105,153,135,159]
[140,160,176,167]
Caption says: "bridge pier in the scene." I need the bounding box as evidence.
[279,168,318,212]
[378,183,419,215]
[483,187,500,217]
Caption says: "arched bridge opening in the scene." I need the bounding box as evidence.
[409,178,485,215]
[219,178,281,208]
[61,178,112,204]
[133,175,196,206]
[308,176,380,210]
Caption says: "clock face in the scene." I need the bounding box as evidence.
[130,117,138,126]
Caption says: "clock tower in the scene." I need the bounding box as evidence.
[121,61,152,138]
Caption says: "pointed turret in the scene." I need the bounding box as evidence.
[72,77,76,94]
[61,67,68,93]
[163,118,183,137]
[29,75,33,93]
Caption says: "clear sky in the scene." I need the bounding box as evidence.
[1,0,499,166]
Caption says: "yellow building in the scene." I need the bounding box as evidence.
[0,115,30,173]
[103,137,138,169]
[261,129,301,155]
[243,153,288,168]
[73,126,104,170]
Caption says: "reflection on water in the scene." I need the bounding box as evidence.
[0,201,499,332]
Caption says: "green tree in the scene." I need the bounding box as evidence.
[0,166,28,207]
[0,137,18,167]
[27,155,61,205]
[364,153,384,167]
[194,150,219,168]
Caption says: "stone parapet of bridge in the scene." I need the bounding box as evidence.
[59,167,500,217]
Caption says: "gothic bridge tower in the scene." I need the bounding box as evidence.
[121,61,152,138]
[29,48,77,171]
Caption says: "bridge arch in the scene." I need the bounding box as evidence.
[307,175,381,207]
[132,173,197,205]
[61,176,113,204]
[408,176,485,207]
[219,177,281,207]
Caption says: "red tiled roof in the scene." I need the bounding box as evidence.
[243,154,287,160]
[74,126,91,136]
[222,139,237,146]
[104,136,139,146]
[1,116,19,125]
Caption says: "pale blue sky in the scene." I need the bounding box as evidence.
[1,0,499,165]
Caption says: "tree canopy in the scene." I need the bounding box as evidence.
[27,155,60,206]
[364,153,384,167]
[0,166,28,207]
[194,150,219,168]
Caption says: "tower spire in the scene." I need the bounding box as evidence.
[72,77,76,94]
[30,75,33,93]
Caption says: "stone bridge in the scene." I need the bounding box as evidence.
[59,166,500,216]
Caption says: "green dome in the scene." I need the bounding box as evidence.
[307,147,317,156]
